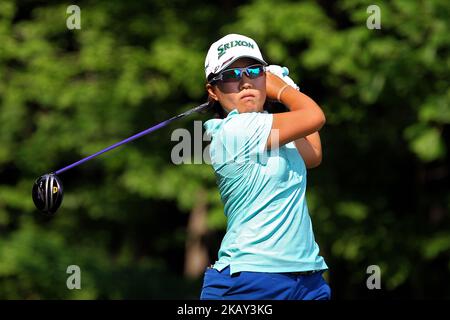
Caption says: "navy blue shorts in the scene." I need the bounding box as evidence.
[200,266,331,300]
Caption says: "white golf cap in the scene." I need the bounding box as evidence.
[204,34,267,81]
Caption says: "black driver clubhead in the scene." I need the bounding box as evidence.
[32,173,64,217]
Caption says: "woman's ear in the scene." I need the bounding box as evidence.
[206,84,219,101]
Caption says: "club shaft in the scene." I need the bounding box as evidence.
[54,102,210,175]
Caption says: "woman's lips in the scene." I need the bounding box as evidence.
[241,93,255,100]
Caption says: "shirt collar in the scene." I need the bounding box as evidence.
[227,109,239,117]
[227,109,269,116]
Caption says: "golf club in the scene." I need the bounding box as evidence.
[32,101,212,216]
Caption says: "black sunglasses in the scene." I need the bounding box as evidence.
[209,64,266,84]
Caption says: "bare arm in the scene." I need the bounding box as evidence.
[266,73,326,155]
[295,132,322,168]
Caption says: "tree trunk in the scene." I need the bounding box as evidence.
[184,189,209,278]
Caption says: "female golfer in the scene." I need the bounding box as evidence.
[200,34,330,300]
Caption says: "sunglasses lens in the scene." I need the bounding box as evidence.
[221,69,242,82]
[213,65,265,84]
[247,66,263,78]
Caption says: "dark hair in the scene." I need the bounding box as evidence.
[209,97,226,119]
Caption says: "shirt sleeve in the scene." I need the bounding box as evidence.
[217,112,273,162]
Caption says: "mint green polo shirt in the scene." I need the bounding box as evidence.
[204,109,327,275]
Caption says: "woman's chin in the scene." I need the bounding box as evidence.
[239,101,262,113]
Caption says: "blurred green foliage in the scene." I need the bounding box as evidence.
[0,0,449,299]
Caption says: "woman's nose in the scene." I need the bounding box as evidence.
[240,76,253,90]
